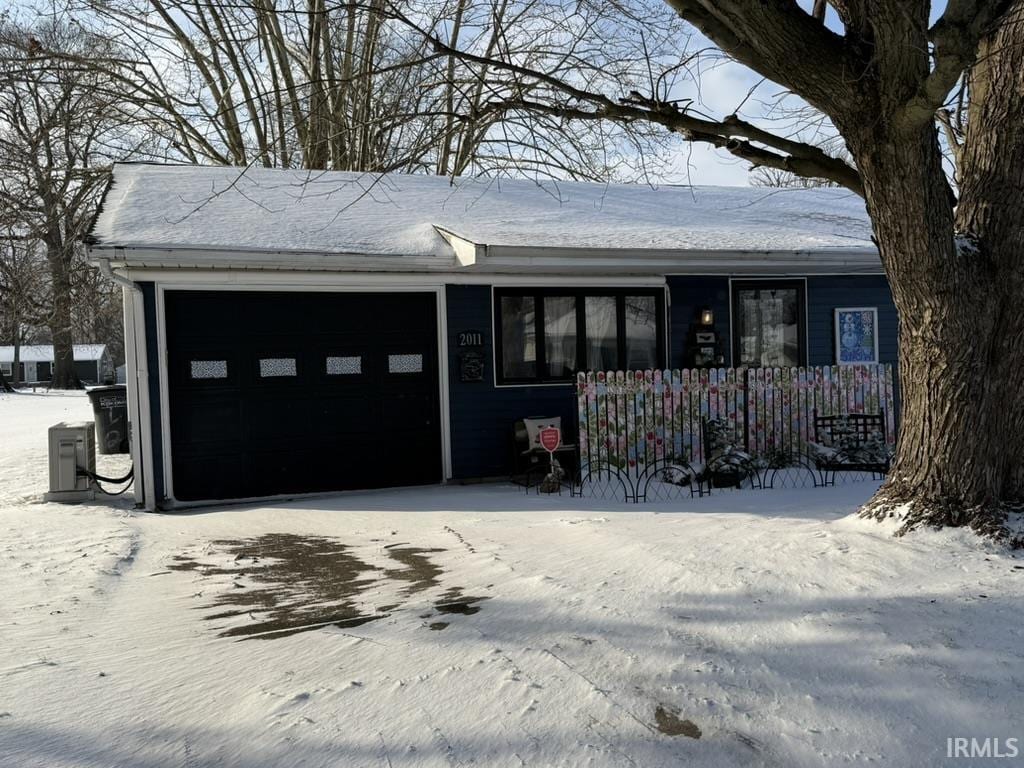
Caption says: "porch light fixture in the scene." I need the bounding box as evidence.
[700,307,714,325]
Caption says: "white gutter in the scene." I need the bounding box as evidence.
[89,245,456,272]
[90,245,884,276]
[98,258,155,511]
[114,269,668,287]
[476,244,883,274]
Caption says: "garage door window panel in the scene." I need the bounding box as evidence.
[175,353,239,389]
[190,359,229,380]
[388,353,424,374]
[258,357,298,378]
[326,355,363,376]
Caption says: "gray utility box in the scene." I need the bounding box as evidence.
[44,422,96,503]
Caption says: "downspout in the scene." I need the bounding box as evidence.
[98,257,155,510]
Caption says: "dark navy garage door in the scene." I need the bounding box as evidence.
[165,290,442,502]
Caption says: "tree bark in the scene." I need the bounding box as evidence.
[44,234,79,390]
[952,1,1024,506]
[12,312,21,388]
[840,3,1024,535]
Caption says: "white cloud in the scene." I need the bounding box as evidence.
[663,142,754,187]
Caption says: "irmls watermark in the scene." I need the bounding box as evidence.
[947,737,1019,760]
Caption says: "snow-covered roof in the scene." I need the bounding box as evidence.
[88,164,879,274]
[0,345,107,363]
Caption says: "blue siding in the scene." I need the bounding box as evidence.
[807,275,901,424]
[140,282,165,505]
[446,285,575,479]
[806,275,898,366]
[667,276,731,367]
[142,276,899,489]
[668,274,898,368]
[447,276,899,479]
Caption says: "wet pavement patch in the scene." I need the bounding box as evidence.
[434,587,490,615]
[383,545,445,594]
[654,706,702,739]
[169,534,487,640]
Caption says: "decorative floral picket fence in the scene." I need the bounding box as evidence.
[575,364,897,475]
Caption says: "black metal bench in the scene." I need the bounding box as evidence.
[690,418,760,496]
[812,410,891,485]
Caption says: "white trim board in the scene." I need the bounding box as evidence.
[665,271,886,277]
[122,285,156,509]
[92,242,883,276]
[122,269,667,287]
[154,287,172,505]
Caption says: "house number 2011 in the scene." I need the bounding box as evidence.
[458,331,484,347]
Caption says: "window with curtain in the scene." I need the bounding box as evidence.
[585,296,617,370]
[624,295,658,369]
[544,296,577,378]
[500,295,536,379]
[731,281,806,367]
[495,288,665,383]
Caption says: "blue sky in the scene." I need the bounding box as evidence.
[673,2,949,186]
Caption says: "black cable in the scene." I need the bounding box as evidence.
[93,478,135,496]
[77,465,135,495]
[78,466,134,484]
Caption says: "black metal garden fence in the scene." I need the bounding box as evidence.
[568,364,897,502]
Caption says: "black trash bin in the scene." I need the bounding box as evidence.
[87,385,130,455]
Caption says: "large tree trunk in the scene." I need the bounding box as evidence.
[45,236,79,390]
[840,3,1024,536]
[952,1,1024,507]
[846,126,1000,526]
[11,316,21,388]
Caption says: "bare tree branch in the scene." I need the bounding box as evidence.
[902,0,1016,127]
[661,0,860,113]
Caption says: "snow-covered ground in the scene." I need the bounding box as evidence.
[1,392,1021,767]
